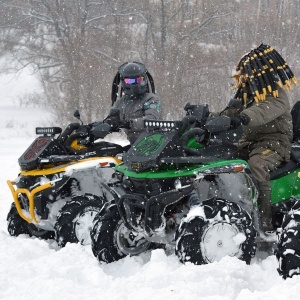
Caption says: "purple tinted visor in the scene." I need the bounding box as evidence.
[123,76,144,84]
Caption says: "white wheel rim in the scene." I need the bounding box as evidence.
[116,223,150,256]
[201,222,241,263]
[74,210,99,245]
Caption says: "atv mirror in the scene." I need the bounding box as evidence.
[73,110,83,125]
[205,115,231,133]
[91,122,111,139]
[74,110,81,120]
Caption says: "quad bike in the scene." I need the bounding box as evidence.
[6,110,129,247]
[90,102,300,266]
[275,102,300,279]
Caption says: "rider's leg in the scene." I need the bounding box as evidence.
[248,150,283,232]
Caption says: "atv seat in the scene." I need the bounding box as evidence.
[270,143,300,180]
[291,101,300,142]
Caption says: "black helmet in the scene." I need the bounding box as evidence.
[119,62,148,98]
[111,61,156,105]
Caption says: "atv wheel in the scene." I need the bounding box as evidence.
[7,203,31,237]
[54,195,105,247]
[27,224,55,239]
[7,203,55,239]
[175,198,256,265]
[276,201,300,279]
[91,205,151,263]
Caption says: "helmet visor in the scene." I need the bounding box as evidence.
[123,76,144,85]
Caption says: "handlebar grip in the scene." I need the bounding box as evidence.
[58,123,81,143]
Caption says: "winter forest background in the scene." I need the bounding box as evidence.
[0,0,300,125]
[2,1,300,299]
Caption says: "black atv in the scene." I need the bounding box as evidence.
[6,110,129,247]
[90,102,300,265]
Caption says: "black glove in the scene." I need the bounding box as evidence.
[104,108,121,130]
[105,117,119,128]
[230,113,250,129]
[120,120,131,129]
[227,98,243,109]
[75,125,90,137]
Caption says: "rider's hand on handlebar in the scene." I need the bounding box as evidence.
[104,110,131,130]
[104,108,122,130]
[120,120,131,129]
[230,113,250,129]
[105,116,121,130]
[76,125,91,136]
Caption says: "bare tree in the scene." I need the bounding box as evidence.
[0,0,300,123]
[0,0,122,124]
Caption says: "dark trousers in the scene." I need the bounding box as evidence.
[239,148,284,229]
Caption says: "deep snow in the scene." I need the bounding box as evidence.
[0,72,300,300]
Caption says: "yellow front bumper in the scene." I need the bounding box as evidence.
[7,180,53,224]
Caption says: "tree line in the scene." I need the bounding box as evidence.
[0,0,299,125]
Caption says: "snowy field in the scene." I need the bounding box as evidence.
[0,72,300,300]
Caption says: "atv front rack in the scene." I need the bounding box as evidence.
[7,180,53,224]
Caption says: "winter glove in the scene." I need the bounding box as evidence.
[105,117,119,129]
[104,108,122,130]
[230,113,250,129]
[129,118,144,130]
[227,98,243,109]
[120,120,131,129]
[90,122,111,139]
[74,125,91,137]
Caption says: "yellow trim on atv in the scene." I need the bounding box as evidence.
[7,180,53,224]
[7,156,122,224]
[20,156,122,176]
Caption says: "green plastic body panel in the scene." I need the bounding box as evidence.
[115,159,248,179]
[271,169,300,204]
[116,159,300,205]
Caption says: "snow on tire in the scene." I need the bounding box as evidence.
[91,204,151,263]
[276,201,300,279]
[175,198,256,265]
[7,202,54,240]
[54,194,105,247]
[7,203,31,237]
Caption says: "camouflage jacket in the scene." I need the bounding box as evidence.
[221,88,292,161]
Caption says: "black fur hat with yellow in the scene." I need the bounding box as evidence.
[232,43,298,103]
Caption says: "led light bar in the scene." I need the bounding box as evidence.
[36,127,62,135]
[144,120,178,129]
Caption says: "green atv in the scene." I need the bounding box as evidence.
[275,102,300,279]
[90,102,300,266]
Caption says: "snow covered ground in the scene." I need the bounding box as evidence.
[0,72,300,300]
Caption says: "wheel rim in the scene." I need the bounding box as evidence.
[201,222,242,263]
[116,223,151,256]
[74,210,99,245]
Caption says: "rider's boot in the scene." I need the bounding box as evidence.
[257,182,274,233]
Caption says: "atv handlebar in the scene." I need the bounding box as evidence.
[58,123,81,143]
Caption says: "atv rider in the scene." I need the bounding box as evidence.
[105,61,162,144]
[212,44,297,233]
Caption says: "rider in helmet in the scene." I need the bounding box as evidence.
[107,61,161,144]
